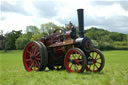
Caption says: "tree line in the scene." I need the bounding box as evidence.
[0,22,128,51]
[85,27,128,50]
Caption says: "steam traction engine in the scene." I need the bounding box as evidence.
[23,9,105,73]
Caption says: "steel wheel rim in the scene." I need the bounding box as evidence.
[86,50,104,72]
[65,50,84,72]
[23,42,41,72]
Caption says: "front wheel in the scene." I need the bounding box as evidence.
[86,49,105,72]
[64,48,87,73]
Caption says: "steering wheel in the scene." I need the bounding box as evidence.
[53,29,66,35]
[53,29,66,41]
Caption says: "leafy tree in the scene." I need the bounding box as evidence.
[86,27,109,42]
[40,22,61,35]
[126,34,128,46]
[15,34,31,50]
[15,30,33,50]
[109,32,126,41]
[85,27,128,50]
[0,36,5,50]
[4,30,22,50]
[31,32,44,41]
[0,30,5,49]
[26,25,39,34]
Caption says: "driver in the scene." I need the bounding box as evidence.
[65,21,73,30]
[65,22,77,39]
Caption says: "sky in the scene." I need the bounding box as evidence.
[0,0,128,34]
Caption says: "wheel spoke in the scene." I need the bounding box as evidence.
[93,64,95,71]
[97,62,101,64]
[87,65,92,71]
[75,64,79,71]
[32,47,35,55]
[36,57,40,61]
[27,50,31,54]
[78,59,83,62]
[95,53,98,59]
[26,59,32,62]
[29,61,34,69]
[29,60,33,65]
[35,61,38,67]
[79,55,81,59]
[74,59,79,65]
[75,52,78,58]
[96,57,101,60]
[94,64,98,69]
[88,65,91,69]
[35,52,40,57]
[73,54,76,59]
[27,51,32,56]
[37,61,40,66]
[34,46,38,55]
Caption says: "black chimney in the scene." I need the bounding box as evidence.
[77,9,84,38]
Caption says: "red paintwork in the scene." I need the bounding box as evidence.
[23,42,41,72]
[64,49,84,72]
[65,30,71,39]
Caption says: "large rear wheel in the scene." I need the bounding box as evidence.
[23,41,48,72]
[64,48,87,73]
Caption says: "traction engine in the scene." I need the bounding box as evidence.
[23,9,105,73]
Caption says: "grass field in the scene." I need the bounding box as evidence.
[0,50,128,85]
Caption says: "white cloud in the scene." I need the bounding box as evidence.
[0,12,34,33]
[23,0,38,16]
[93,3,128,18]
[0,0,128,34]
[4,0,17,5]
[0,12,61,34]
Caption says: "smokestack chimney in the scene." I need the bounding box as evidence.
[77,9,84,38]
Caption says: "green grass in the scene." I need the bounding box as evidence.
[0,50,128,85]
